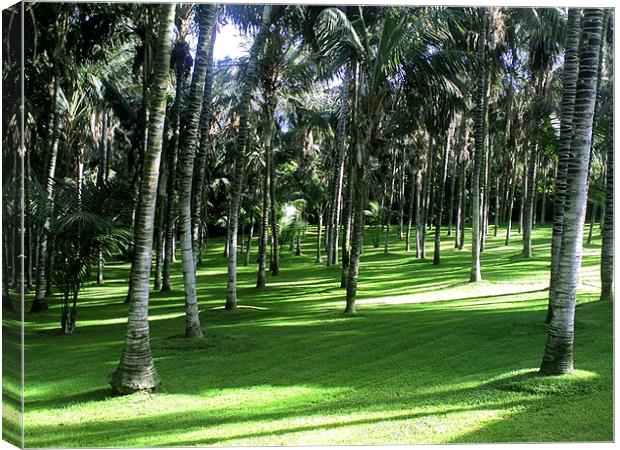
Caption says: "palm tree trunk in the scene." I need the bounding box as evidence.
[522,144,537,258]
[540,8,604,375]
[177,5,216,338]
[415,168,423,257]
[14,128,24,295]
[493,176,500,237]
[384,151,397,253]
[434,119,455,265]
[161,45,185,293]
[244,214,254,267]
[328,78,349,266]
[340,149,355,288]
[256,134,272,289]
[97,111,109,285]
[25,145,32,291]
[587,202,598,244]
[191,20,218,254]
[420,134,434,259]
[539,164,547,226]
[546,8,582,323]
[470,10,487,282]
[447,158,456,237]
[226,6,273,310]
[398,147,406,240]
[405,166,416,252]
[505,152,517,246]
[316,214,323,263]
[459,163,467,251]
[268,125,280,277]
[31,77,61,312]
[600,107,613,301]
[454,156,463,249]
[109,4,175,394]
[153,155,167,290]
[344,162,366,316]
[480,132,490,252]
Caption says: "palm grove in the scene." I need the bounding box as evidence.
[2,5,613,394]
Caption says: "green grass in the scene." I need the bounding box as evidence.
[6,224,613,446]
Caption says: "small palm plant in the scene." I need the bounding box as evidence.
[50,179,131,334]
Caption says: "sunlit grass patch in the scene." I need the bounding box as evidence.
[18,225,612,446]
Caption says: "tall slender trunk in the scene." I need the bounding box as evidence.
[493,176,500,236]
[459,163,467,251]
[384,151,396,253]
[226,6,273,310]
[434,120,455,265]
[153,144,167,290]
[470,10,487,282]
[344,158,366,316]
[256,133,272,289]
[109,4,175,394]
[328,77,349,265]
[480,129,490,252]
[24,143,32,291]
[540,9,603,375]
[13,125,24,294]
[415,169,423,257]
[454,156,463,249]
[587,202,598,244]
[268,126,280,276]
[31,77,61,312]
[161,42,186,293]
[420,135,434,259]
[447,158,456,237]
[522,144,537,258]
[599,171,606,235]
[547,8,582,323]
[398,147,406,240]
[505,152,517,246]
[126,14,153,304]
[191,21,218,254]
[97,111,109,285]
[177,5,216,338]
[340,148,355,288]
[405,165,416,252]
[316,214,323,263]
[600,106,613,301]
[244,213,254,267]
[539,165,547,226]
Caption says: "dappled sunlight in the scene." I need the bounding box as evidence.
[20,226,612,446]
[351,280,549,307]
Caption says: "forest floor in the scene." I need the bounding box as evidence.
[4,225,613,446]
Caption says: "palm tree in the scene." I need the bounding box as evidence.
[191,9,219,256]
[30,9,70,312]
[315,7,461,313]
[225,5,273,311]
[546,8,581,322]
[51,180,131,334]
[600,106,613,301]
[540,8,604,376]
[470,9,487,282]
[161,6,193,293]
[520,7,563,259]
[326,75,350,266]
[256,158,270,288]
[109,4,175,394]
[176,4,217,339]
[433,114,457,265]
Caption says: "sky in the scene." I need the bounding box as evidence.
[213,23,247,61]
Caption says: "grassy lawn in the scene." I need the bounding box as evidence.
[5,225,612,446]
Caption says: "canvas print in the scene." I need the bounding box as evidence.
[1,2,614,447]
